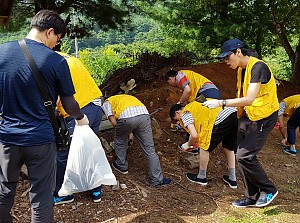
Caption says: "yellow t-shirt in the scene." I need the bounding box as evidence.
[180,101,221,150]
[283,94,300,116]
[56,52,102,117]
[107,94,145,119]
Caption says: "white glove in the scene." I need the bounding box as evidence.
[180,142,190,150]
[179,142,199,153]
[76,114,89,126]
[202,100,220,109]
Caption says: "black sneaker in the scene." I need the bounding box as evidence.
[186,173,208,186]
[54,194,74,205]
[154,178,173,187]
[91,186,102,203]
[232,198,256,208]
[112,161,128,174]
[255,191,278,207]
[223,175,237,189]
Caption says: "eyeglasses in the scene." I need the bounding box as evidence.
[55,34,62,46]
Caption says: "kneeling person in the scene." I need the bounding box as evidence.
[169,102,238,188]
[102,94,172,187]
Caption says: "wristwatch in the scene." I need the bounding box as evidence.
[222,100,226,109]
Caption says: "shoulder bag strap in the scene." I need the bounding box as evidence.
[18,39,60,134]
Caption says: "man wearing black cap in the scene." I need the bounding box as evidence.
[203,38,279,208]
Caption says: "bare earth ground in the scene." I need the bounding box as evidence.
[13,62,300,223]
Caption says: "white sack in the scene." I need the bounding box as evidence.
[58,125,117,196]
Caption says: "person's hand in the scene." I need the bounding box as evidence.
[203,100,220,109]
[281,138,288,146]
[76,114,89,126]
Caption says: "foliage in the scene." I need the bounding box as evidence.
[0,30,28,44]
[1,0,134,37]
[134,0,300,81]
[79,46,135,85]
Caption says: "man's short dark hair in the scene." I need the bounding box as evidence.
[169,104,183,120]
[30,10,66,38]
[164,70,178,81]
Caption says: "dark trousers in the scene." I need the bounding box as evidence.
[236,111,278,200]
[208,111,238,152]
[197,88,222,100]
[55,103,103,196]
[287,107,300,145]
[0,143,56,223]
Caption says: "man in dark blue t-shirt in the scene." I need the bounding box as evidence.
[0,10,89,223]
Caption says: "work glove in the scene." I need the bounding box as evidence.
[179,142,199,154]
[203,99,220,109]
[76,114,89,126]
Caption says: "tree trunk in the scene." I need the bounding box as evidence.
[291,41,300,84]
[34,0,58,13]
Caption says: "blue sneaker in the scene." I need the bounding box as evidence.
[283,147,297,156]
[54,194,74,205]
[255,191,278,207]
[91,190,102,203]
[154,178,173,187]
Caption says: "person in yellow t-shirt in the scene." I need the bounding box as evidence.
[164,69,222,105]
[277,94,300,156]
[54,52,103,205]
[169,102,238,188]
[102,94,172,187]
[203,38,279,208]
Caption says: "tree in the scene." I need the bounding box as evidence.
[135,0,300,82]
[2,0,133,35]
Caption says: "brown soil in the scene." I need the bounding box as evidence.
[13,60,300,222]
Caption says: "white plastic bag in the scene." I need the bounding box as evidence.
[58,125,117,196]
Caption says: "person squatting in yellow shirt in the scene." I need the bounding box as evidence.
[165,69,222,105]
[277,94,300,156]
[169,101,238,188]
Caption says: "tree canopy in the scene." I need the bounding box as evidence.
[135,0,300,82]
[1,0,133,36]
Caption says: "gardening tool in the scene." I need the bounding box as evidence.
[149,107,163,116]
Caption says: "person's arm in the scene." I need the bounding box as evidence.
[108,115,117,127]
[203,82,261,109]
[102,100,117,126]
[60,95,83,119]
[179,85,191,104]
[186,123,198,145]
[278,115,287,141]
[60,95,89,125]
[222,82,261,107]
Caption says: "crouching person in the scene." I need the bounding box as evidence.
[169,102,238,188]
[102,94,172,187]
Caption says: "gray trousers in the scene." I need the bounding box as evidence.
[114,114,164,185]
[0,143,56,223]
[236,112,278,200]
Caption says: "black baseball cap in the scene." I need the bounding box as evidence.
[217,38,244,59]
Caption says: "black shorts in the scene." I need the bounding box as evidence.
[208,111,238,152]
